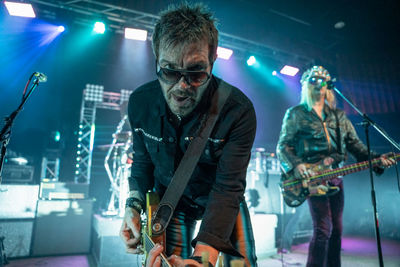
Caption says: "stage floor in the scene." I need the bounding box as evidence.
[6,237,400,267]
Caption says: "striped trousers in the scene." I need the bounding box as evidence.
[165,200,258,267]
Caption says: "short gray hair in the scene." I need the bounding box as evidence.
[152,2,219,64]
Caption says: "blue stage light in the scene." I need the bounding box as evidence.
[93,22,105,34]
[247,56,256,66]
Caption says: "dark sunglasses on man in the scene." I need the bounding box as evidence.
[156,62,211,87]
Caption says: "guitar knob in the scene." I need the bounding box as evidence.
[153,223,162,232]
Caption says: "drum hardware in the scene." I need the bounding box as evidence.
[102,115,132,217]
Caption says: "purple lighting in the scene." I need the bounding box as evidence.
[280,65,299,76]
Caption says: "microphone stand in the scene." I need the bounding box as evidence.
[329,80,400,267]
[0,74,43,185]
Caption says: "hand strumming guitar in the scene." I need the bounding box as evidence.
[295,157,336,194]
[120,207,142,254]
[146,244,203,267]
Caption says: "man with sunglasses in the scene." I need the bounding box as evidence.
[120,3,257,267]
[276,66,395,266]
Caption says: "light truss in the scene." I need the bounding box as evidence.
[29,0,312,64]
[75,84,133,184]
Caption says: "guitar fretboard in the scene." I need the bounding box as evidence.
[283,154,399,190]
[144,233,171,267]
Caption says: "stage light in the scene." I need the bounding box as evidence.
[54,131,61,142]
[57,26,65,32]
[93,22,105,34]
[124,28,147,41]
[217,47,233,60]
[247,56,256,66]
[4,1,36,18]
[280,65,299,76]
[272,70,277,76]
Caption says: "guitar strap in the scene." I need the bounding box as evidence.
[151,80,232,236]
[333,109,343,156]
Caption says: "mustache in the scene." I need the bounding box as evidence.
[169,90,195,98]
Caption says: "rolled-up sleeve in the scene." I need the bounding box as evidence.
[192,104,257,256]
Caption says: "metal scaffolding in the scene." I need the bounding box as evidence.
[74,84,132,183]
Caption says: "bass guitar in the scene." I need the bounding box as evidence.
[281,154,399,207]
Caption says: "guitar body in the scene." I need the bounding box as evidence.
[143,191,170,266]
[281,162,332,207]
[281,154,400,208]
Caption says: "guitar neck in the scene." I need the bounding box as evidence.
[315,154,400,183]
[144,232,171,267]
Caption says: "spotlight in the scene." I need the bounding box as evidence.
[124,28,147,41]
[93,22,106,34]
[247,56,256,66]
[57,26,65,32]
[280,65,299,76]
[272,70,277,76]
[217,47,233,60]
[4,1,36,18]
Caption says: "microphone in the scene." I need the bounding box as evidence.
[321,78,336,90]
[34,72,47,83]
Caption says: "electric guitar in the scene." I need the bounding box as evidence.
[281,154,399,207]
[143,191,171,267]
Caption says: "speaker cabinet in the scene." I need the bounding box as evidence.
[0,219,34,258]
[92,214,142,266]
[0,185,39,219]
[31,199,93,256]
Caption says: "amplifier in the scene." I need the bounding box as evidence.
[1,164,34,184]
[39,181,89,200]
[32,199,93,256]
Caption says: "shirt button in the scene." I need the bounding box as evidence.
[168,137,175,143]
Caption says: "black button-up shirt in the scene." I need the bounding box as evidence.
[127,76,256,255]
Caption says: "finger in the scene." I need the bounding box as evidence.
[147,244,164,266]
[154,256,161,267]
[168,255,182,265]
[302,179,308,188]
[126,247,144,254]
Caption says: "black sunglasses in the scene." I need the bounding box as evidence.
[156,63,211,87]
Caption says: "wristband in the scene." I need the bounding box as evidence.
[125,197,144,214]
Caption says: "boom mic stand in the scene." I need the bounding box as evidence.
[0,72,46,267]
[327,79,400,267]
